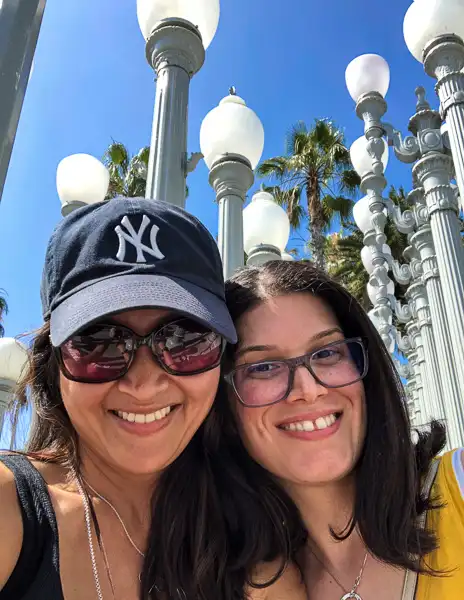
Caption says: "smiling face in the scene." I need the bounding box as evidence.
[231,293,367,486]
[59,308,220,476]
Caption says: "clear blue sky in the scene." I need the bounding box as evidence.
[0,0,434,446]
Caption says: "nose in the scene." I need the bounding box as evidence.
[117,346,169,400]
[285,363,329,405]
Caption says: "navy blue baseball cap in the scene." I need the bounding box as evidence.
[41,197,237,346]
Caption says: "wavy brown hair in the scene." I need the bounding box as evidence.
[221,260,446,574]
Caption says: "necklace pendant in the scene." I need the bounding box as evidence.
[341,594,362,600]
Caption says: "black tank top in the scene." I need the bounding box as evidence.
[0,454,64,599]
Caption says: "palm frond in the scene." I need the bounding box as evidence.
[257,156,291,181]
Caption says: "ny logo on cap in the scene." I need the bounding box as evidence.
[115,215,165,263]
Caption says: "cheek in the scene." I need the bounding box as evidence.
[178,369,220,419]
[235,403,270,459]
[59,374,114,424]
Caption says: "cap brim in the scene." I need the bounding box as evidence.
[50,274,237,346]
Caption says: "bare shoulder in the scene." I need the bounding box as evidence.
[247,560,306,600]
[0,459,23,590]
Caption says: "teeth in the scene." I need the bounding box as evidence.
[116,406,172,424]
[282,413,338,432]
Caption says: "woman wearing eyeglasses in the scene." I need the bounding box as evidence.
[0,198,305,600]
[221,260,464,600]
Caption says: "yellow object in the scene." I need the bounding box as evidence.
[415,449,464,599]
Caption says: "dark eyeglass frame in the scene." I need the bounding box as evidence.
[54,317,226,384]
[224,337,369,408]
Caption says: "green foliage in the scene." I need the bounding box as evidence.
[327,186,410,310]
[0,290,8,337]
[257,119,360,268]
[103,142,190,200]
[103,142,149,199]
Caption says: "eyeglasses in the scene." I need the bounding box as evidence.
[55,318,225,384]
[224,338,368,408]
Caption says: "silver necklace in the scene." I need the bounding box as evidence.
[83,477,146,558]
[74,474,107,600]
[310,549,368,600]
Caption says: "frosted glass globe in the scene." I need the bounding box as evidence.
[243,190,290,254]
[361,244,392,274]
[350,136,389,178]
[57,154,110,209]
[0,338,28,383]
[353,195,388,234]
[345,54,390,102]
[404,0,464,62]
[367,280,395,306]
[137,0,220,50]
[200,94,264,169]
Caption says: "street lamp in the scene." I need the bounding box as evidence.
[137,0,219,207]
[243,188,291,267]
[56,154,110,216]
[0,338,28,439]
[404,0,464,218]
[350,136,389,179]
[201,90,265,279]
[346,48,464,444]
[0,0,46,202]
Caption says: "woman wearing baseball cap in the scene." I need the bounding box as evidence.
[0,198,305,600]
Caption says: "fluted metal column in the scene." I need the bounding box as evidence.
[144,19,205,207]
[209,154,254,279]
[0,0,46,202]
[406,280,444,421]
[424,34,464,212]
[412,225,463,448]
[0,378,15,441]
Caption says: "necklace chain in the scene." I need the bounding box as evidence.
[82,477,146,558]
[310,548,368,599]
[74,474,106,600]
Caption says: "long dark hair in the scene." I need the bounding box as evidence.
[8,320,305,599]
[222,260,446,574]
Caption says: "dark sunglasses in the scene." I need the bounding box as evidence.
[54,318,225,384]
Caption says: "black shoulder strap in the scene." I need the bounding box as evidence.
[0,454,62,599]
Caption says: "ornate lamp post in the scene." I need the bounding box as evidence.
[345,51,464,447]
[201,90,265,279]
[243,188,291,268]
[0,338,28,441]
[0,0,46,202]
[56,154,110,216]
[137,0,219,207]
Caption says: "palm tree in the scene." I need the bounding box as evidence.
[327,186,411,310]
[257,119,361,269]
[103,142,150,199]
[0,290,8,337]
[103,142,191,200]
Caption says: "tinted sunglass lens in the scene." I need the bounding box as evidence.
[60,325,131,382]
[154,320,223,373]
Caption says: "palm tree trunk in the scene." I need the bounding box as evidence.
[307,176,326,271]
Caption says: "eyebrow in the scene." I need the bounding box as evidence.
[235,327,344,360]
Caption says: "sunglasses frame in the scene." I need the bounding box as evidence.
[53,318,226,384]
[224,337,369,408]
